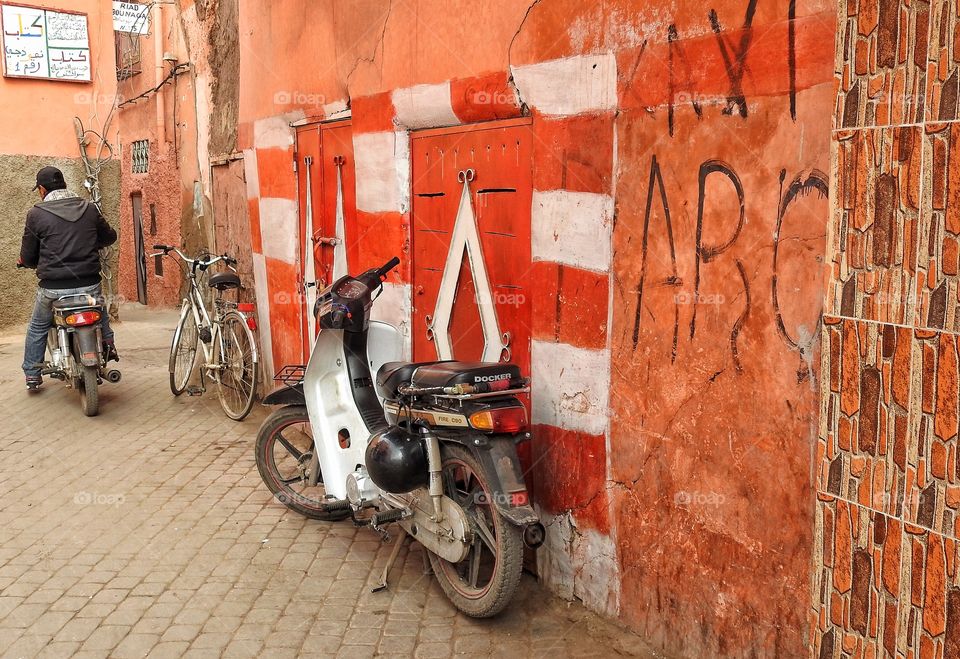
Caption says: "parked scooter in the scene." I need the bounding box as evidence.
[40,293,120,416]
[255,257,544,617]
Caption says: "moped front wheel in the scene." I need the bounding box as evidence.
[428,443,523,618]
[255,405,350,521]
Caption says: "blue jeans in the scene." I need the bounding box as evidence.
[22,283,114,378]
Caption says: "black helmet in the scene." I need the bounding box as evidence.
[364,426,429,494]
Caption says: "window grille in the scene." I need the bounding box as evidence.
[115,33,142,80]
[132,140,149,174]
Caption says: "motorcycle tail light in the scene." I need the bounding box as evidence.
[65,311,101,326]
[469,407,527,434]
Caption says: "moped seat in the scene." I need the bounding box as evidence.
[52,294,100,311]
[209,272,241,290]
[376,361,445,400]
[410,361,521,390]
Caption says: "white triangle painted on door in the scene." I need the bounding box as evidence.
[430,170,504,362]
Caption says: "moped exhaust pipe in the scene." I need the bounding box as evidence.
[105,369,122,383]
[523,522,546,549]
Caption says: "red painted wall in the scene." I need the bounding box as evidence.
[233,1,838,655]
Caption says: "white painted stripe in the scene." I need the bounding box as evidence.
[392,82,460,129]
[539,515,619,617]
[323,98,351,120]
[572,528,619,617]
[258,197,299,265]
[253,112,303,149]
[353,131,411,214]
[252,252,275,382]
[242,149,259,199]
[369,281,412,360]
[511,53,617,116]
[531,340,610,436]
[532,190,613,273]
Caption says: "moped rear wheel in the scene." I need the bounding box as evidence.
[428,443,523,618]
[255,405,350,521]
[79,365,99,417]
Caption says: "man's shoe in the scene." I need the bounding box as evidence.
[25,375,42,392]
[104,343,119,363]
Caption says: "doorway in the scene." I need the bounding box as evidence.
[131,192,147,305]
[295,120,358,356]
[409,118,533,376]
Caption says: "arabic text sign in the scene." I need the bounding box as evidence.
[112,2,148,35]
[1,4,91,81]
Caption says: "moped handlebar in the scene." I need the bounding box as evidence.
[376,257,400,279]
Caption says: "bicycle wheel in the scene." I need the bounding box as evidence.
[216,310,258,421]
[169,306,199,395]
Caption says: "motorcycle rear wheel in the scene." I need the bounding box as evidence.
[255,405,350,521]
[80,365,99,417]
[428,443,523,618]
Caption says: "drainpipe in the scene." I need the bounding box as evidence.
[154,2,165,143]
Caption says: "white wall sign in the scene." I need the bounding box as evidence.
[1,3,91,81]
[112,2,148,35]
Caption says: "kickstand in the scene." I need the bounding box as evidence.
[371,529,408,593]
[421,543,433,575]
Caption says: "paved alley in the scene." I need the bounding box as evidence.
[0,305,653,659]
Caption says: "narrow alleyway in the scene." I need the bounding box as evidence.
[0,305,654,659]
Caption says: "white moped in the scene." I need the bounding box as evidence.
[255,257,544,617]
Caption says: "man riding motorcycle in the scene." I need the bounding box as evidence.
[19,166,119,392]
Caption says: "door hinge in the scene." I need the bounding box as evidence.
[293,152,298,173]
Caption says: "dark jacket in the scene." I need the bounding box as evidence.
[20,194,117,289]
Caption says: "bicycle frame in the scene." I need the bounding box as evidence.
[153,246,248,383]
[179,278,226,380]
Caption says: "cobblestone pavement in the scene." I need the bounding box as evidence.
[0,305,656,658]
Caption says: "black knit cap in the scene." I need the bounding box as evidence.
[33,166,66,192]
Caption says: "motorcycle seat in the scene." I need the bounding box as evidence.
[52,294,100,311]
[375,360,445,400]
[410,361,521,390]
[209,272,241,290]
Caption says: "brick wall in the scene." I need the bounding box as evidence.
[812,0,960,656]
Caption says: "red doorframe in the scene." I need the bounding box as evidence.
[295,119,357,358]
[409,117,533,373]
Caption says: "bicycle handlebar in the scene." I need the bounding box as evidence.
[148,246,237,272]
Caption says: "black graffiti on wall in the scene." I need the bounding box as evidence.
[662,0,799,136]
[631,156,828,371]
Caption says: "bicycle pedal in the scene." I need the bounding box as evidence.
[186,386,204,396]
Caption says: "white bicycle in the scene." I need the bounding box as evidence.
[151,244,259,421]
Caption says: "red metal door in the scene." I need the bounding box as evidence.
[296,120,357,356]
[410,119,532,377]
